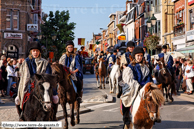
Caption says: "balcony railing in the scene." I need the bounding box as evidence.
[174,23,185,37]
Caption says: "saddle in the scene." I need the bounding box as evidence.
[22,82,35,110]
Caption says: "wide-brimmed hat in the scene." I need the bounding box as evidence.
[132,46,144,58]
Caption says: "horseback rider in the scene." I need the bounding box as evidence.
[15,41,59,121]
[158,45,174,80]
[120,41,135,69]
[95,51,105,72]
[108,49,117,73]
[59,41,83,103]
[120,46,161,128]
[116,46,121,57]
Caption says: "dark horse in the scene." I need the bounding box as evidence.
[155,59,176,103]
[51,64,83,129]
[23,73,57,121]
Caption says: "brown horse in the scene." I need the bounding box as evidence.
[51,64,83,129]
[95,58,107,89]
[155,59,176,103]
[129,83,164,129]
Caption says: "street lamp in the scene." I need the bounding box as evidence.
[151,14,157,26]
[146,17,151,28]
[146,14,157,34]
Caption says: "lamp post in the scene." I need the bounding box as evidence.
[146,14,157,35]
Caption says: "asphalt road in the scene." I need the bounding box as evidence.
[59,73,194,129]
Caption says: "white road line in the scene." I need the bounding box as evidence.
[103,107,120,112]
[87,103,116,110]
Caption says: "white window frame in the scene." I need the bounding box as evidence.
[13,10,19,30]
[6,9,12,30]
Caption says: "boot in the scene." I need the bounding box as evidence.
[16,105,24,121]
[52,104,58,121]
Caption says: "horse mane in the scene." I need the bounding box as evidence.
[150,83,165,105]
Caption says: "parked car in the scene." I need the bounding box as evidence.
[83,57,94,74]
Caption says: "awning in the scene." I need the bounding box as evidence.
[176,45,194,53]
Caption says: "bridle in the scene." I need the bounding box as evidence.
[157,61,166,75]
[143,91,157,114]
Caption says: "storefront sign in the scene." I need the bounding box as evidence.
[118,36,126,40]
[187,35,194,41]
[4,33,22,39]
[27,24,38,32]
[188,0,194,5]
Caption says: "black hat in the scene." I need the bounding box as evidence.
[29,41,41,52]
[143,46,147,50]
[101,51,104,54]
[116,46,119,49]
[127,41,135,47]
[113,49,117,53]
[132,46,144,58]
[66,41,74,48]
[162,45,167,49]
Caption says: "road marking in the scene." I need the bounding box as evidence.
[87,103,116,110]
[103,107,120,112]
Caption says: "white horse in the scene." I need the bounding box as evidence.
[109,58,121,94]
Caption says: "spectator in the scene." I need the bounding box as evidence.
[1,60,7,97]
[174,61,182,92]
[13,59,18,82]
[6,60,15,96]
[7,58,11,63]
[10,82,18,98]
[184,60,194,95]
[0,55,6,67]
[181,59,187,92]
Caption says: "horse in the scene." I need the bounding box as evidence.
[95,58,107,89]
[23,73,57,122]
[51,64,83,129]
[109,57,121,94]
[155,59,176,103]
[129,82,164,129]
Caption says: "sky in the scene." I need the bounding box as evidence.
[42,0,126,49]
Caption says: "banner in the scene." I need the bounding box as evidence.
[89,44,95,50]
[78,38,85,45]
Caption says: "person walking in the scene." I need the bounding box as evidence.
[174,61,182,92]
[6,60,15,96]
[1,60,7,97]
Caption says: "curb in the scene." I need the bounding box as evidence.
[56,108,91,120]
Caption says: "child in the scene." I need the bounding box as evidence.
[10,82,18,98]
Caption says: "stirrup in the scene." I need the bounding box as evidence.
[19,111,24,121]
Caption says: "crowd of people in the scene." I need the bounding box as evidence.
[0,56,24,103]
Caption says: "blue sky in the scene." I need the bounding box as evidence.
[42,0,126,48]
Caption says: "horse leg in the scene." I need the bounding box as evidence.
[109,77,112,93]
[96,75,99,87]
[112,78,115,93]
[99,76,102,89]
[116,78,119,95]
[75,101,80,124]
[61,101,68,129]
[164,86,168,102]
[103,76,105,89]
[169,84,174,102]
[69,103,75,126]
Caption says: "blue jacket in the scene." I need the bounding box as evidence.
[65,54,83,80]
[110,54,117,64]
[125,52,132,64]
[158,53,174,71]
[145,53,151,65]
[128,63,152,87]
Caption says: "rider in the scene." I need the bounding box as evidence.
[116,46,121,57]
[15,41,59,121]
[108,49,117,73]
[120,41,135,69]
[59,41,83,103]
[121,46,160,128]
[158,45,174,80]
[97,51,105,62]
[79,46,88,58]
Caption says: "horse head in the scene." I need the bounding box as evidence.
[142,83,164,121]
[33,73,57,112]
[51,64,66,83]
[116,57,120,66]
[156,60,166,75]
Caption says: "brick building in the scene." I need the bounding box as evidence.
[0,0,42,59]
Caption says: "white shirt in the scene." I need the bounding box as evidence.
[185,65,194,78]
[6,65,15,79]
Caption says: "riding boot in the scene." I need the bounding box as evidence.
[122,104,131,129]
[52,104,58,121]
[16,105,24,121]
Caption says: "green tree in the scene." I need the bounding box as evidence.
[40,10,76,59]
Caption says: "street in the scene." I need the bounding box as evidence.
[1,73,194,129]
[59,73,194,129]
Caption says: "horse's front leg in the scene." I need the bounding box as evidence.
[61,100,68,129]
[109,77,112,93]
[164,85,168,102]
[69,103,75,126]
[96,75,99,87]
[99,76,102,89]
[75,100,80,124]
[103,76,105,89]
[116,77,119,95]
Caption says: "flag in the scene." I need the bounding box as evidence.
[78,38,85,45]
[89,44,95,50]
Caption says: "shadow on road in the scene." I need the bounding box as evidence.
[164,100,194,106]
[153,121,194,129]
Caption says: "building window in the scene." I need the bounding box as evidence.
[13,10,19,30]
[189,10,194,30]
[6,9,19,30]
[165,13,167,33]
[155,20,160,35]
[6,9,12,30]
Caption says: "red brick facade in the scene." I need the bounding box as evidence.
[0,0,42,58]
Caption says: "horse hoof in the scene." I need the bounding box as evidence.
[71,121,75,126]
[63,125,68,129]
[103,87,105,89]
[170,98,174,102]
[75,119,80,124]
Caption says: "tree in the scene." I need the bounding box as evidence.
[40,10,76,59]
[143,33,160,56]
